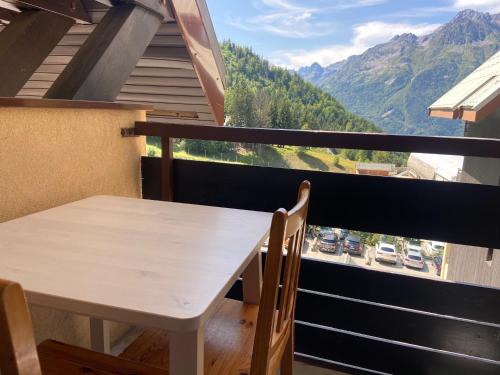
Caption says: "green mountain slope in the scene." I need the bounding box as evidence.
[221,41,379,133]
[163,42,407,167]
[299,10,500,136]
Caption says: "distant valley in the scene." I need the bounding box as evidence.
[298,10,500,136]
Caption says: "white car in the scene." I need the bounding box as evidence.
[429,241,446,256]
[375,242,398,264]
[404,249,425,269]
[406,242,423,254]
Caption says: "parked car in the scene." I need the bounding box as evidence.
[343,234,362,255]
[318,234,338,253]
[375,242,398,264]
[430,241,446,255]
[406,238,422,247]
[318,227,333,238]
[338,229,349,240]
[433,255,443,277]
[404,248,425,270]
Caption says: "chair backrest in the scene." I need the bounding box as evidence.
[250,181,311,375]
[0,279,42,375]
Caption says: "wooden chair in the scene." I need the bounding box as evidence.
[121,180,311,375]
[0,279,166,375]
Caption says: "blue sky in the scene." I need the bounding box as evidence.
[205,0,500,69]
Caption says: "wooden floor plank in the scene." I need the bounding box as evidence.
[120,299,258,375]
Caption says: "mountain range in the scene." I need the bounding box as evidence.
[298,10,500,136]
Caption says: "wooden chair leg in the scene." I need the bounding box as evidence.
[280,334,294,375]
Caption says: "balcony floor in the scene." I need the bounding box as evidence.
[114,328,344,375]
[293,362,346,374]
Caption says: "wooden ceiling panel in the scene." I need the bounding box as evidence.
[126,76,201,88]
[146,115,217,126]
[121,85,205,96]
[143,46,190,60]
[116,100,212,114]
[136,58,194,70]
[156,22,181,35]
[13,0,91,22]
[130,67,197,79]
[117,93,209,105]
[14,1,223,125]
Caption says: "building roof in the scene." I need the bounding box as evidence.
[0,0,225,125]
[409,153,464,182]
[355,163,395,172]
[429,50,500,123]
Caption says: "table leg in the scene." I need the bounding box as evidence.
[243,250,262,304]
[170,329,204,375]
[90,318,111,354]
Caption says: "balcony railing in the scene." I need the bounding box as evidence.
[133,122,500,375]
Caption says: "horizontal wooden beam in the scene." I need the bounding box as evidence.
[15,0,90,22]
[135,122,500,159]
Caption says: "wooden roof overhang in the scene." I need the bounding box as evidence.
[0,0,225,125]
[429,51,500,124]
[429,93,500,123]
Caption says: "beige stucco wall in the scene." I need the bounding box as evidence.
[0,106,146,348]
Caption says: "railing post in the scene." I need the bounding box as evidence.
[161,137,174,201]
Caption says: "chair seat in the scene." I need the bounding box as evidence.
[120,298,259,375]
[38,339,167,375]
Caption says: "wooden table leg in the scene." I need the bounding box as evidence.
[243,250,262,304]
[170,329,204,375]
[89,318,111,354]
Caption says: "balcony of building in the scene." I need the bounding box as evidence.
[1,1,500,375]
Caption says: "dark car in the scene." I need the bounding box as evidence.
[343,234,362,255]
[339,229,349,240]
[318,227,333,238]
[433,255,443,277]
[318,234,338,253]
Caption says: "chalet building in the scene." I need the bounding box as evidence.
[429,50,500,285]
[407,153,464,182]
[355,162,395,177]
[0,2,500,375]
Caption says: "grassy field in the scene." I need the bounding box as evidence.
[147,143,356,173]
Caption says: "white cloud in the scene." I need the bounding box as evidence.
[228,0,387,39]
[271,22,441,69]
[452,0,500,13]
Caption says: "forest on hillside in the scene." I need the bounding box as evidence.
[175,42,407,167]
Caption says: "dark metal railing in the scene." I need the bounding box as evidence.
[135,122,500,375]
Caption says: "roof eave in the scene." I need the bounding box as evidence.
[429,93,500,123]
[169,0,225,125]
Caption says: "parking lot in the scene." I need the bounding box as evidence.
[303,235,442,280]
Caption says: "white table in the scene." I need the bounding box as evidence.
[0,196,272,375]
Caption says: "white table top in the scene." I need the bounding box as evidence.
[0,196,272,331]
